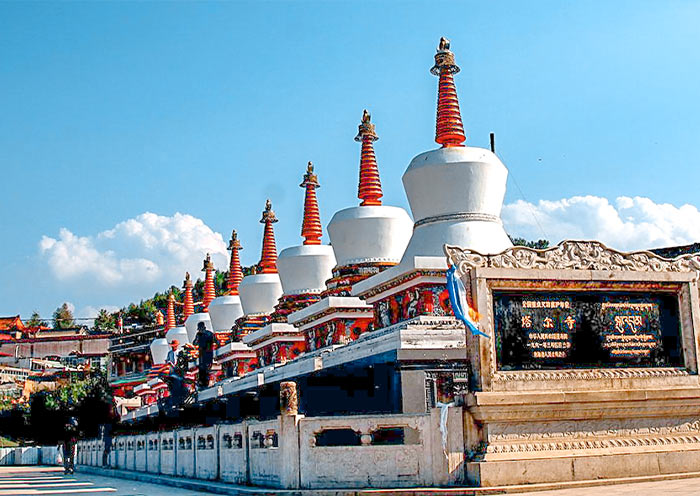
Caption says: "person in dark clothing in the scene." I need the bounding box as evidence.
[100,423,113,467]
[61,417,79,474]
[192,321,215,388]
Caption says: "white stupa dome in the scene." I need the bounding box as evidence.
[239,272,283,315]
[209,295,244,331]
[184,313,213,342]
[150,338,169,364]
[399,146,512,265]
[327,205,413,267]
[164,326,188,349]
[278,244,336,295]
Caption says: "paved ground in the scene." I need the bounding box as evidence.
[4,466,700,495]
[0,466,221,496]
[513,476,700,496]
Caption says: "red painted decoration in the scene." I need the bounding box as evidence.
[227,230,243,295]
[202,254,215,312]
[165,292,176,331]
[431,37,466,147]
[355,110,383,206]
[259,200,279,274]
[183,272,194,321]
[300,162,322,245]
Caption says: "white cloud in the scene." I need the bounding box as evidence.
[502,195,700,251]
[76,305,120,320]
[39,212,228,293]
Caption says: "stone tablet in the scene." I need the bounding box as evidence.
[494,290,682,370]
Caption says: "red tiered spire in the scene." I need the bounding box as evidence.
[202,254,215,312]
[300,162,322,245]
[155,310,164,327]
[431,37,466,147]
[227,230,243,294]
[183,272,194,321]
[165,292,176,331]
[259,199,279,274]
[355,110,383,206]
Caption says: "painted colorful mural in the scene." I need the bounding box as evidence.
[374,284,451,329]
[257,341,306,367]
[305,317,373,352]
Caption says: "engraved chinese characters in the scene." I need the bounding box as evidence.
[520,298,576,359]
[494,291,682,370]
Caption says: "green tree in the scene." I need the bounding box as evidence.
[52,303,75,329]
[509,236,550,250]
[26,311,42,328]
[215,270,227,294]
[93,309,116,332]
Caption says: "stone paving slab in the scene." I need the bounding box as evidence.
[11,466,700,496]
[0,466,218,495]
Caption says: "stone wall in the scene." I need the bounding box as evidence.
[76,408,464,489]
[0,446,60,466]
[146,433,160,473]
[219,423,248,484]
[175,428,195,478]
[195,426,218,480]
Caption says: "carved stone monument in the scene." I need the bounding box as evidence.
[445,240,700,486]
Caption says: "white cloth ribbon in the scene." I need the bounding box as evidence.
[436,401,455,459]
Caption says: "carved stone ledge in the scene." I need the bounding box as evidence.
[488,417,700,442]
[445,240,700,275]
[487,434,700,454]
[492,368,692,382]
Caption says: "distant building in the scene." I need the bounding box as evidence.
[0,324,110,370]
[108,325,160,397]
[0,315,26,341]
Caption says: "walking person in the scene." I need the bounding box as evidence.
[61,417,79,475]
[100,423,113,467]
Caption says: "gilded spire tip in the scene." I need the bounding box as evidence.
[355,109,378,142]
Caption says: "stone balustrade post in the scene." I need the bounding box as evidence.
[279,381,302,489]
[430,405,465,486]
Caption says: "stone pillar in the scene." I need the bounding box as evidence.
[430,405,465,486]
[279,381,302,489]
[280,381,298,416]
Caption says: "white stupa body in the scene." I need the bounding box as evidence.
[400,146,512,265]
[164,326,189,350]
[184,313,213,342]
[327,205,413,266]
[239,272,283,315]
[278,244,336,295]
[150,338,169,364]
[209,295,244,331]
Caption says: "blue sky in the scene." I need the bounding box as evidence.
[1,1,699,320]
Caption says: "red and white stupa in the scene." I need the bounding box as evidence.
[353,37,512,329]
[286,111,412,352]
[139,37,511,421]
[209,230,245,333]
[243,163,336,367]
[184,255,214,343]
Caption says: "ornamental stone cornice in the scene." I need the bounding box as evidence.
[444,240,700,275]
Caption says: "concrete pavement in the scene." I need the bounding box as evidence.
[0,466,221,495]
[5,466,700,496]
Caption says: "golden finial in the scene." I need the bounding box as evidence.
[228,229,242,251]
[201,253,213,272]
[260,199,278,224]
[355,109,378,142]
[431,36,459,75]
